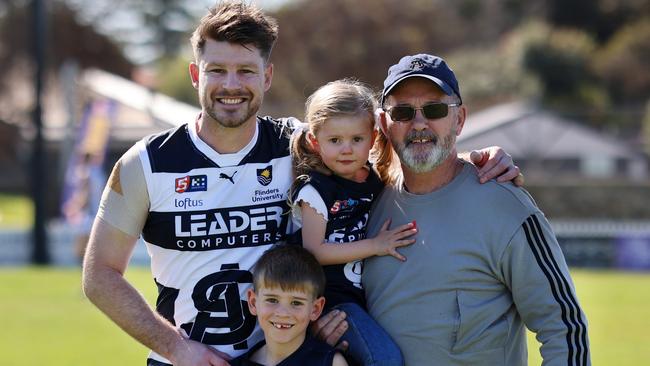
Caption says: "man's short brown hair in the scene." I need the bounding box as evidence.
[190,1,279,62]
[252,245,326,299]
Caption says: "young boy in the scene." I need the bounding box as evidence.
[232,245,348,366]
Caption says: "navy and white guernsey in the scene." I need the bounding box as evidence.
[138,116,294,364]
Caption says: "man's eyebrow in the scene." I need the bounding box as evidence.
[203,62,260,68]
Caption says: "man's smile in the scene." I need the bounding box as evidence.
[217,97,246,105]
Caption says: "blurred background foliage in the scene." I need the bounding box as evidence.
[1,0,648,142]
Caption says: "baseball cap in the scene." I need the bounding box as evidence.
[381,54,462,106]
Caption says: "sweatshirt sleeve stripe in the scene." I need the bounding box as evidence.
[522,215,589,366]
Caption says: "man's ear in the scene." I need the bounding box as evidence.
[189,62,199,89]
[264,62,273,92]
[246,288,258,316]
[310,296,326,321]
[455,105,467,136]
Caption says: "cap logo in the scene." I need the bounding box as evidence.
[410,59,425,71]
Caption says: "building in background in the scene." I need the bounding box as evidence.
[458,102,648,183]
[0,66,199,217]
[458,102,650,270]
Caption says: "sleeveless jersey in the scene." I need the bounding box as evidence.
[139,116,294,364]
[292,168,384,309]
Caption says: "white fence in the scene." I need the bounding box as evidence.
[0,221,150,266]
[2,220,650,268]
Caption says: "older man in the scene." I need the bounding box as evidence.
[362,54,590,365]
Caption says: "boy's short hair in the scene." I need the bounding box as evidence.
[190,1,279,62]
[252,245,325,299]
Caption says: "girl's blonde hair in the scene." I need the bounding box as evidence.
[289,79,377,201]
[369,126,401,186]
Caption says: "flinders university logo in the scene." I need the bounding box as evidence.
[257,165,272,186]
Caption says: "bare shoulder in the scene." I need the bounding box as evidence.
[331,352,348,366]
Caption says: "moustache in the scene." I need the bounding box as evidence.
[406,131,438,145]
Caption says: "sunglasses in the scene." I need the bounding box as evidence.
[384,102,461,122]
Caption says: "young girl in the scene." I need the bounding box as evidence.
[289,79,415,366]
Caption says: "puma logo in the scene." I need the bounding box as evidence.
[219,171,237,184]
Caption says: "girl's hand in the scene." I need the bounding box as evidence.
[371,219,417,261]
[469,147,524,186]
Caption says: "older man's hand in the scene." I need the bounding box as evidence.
[311,309,349,351]
[470,147,524,186]
[169,338,232,366]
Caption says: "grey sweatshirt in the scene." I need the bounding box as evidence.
[363,163,590,366]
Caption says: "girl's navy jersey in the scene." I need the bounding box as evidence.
[292,167,384,309]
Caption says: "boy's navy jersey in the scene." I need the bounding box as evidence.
[231,337,338,366]
[291,168,384,309]
[138,116,294,364]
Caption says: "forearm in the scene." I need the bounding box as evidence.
[83,264,183,361]
[307,238,377,265]
[505,214,590,365]
[82,218,183,362]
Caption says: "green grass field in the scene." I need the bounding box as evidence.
[1,267,649,365]
[0,194,32,229]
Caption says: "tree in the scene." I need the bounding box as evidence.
[64,0,203,63]
[0,1,133,79]
[593,18,650,102]
[547,0,650,41]
[265,0,546,117]
[522,26,611,120]
[156,55,198,107]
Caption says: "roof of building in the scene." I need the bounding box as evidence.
[457,102,642,160]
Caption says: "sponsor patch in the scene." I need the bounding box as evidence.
[329,198,359,214]
[175,175,207,193]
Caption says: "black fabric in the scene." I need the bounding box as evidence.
[142,201,288,251]
[230,336,337,366]
[146,359,172,366]
[145,124,217,173]
[154,278,179,326]
[145,116,293,173]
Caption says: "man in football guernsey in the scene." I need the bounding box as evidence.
[82,3,522,366]
[362,54,591,365]
[82,3,289,365]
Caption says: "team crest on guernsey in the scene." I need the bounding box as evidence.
[257,166,272,186]
[175,175,207,193]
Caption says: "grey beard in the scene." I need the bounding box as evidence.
[393,130,456,173]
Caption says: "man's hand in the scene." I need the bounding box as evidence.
[169,338,232,366]
[470,147,524,186]
[311,309,349,351]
